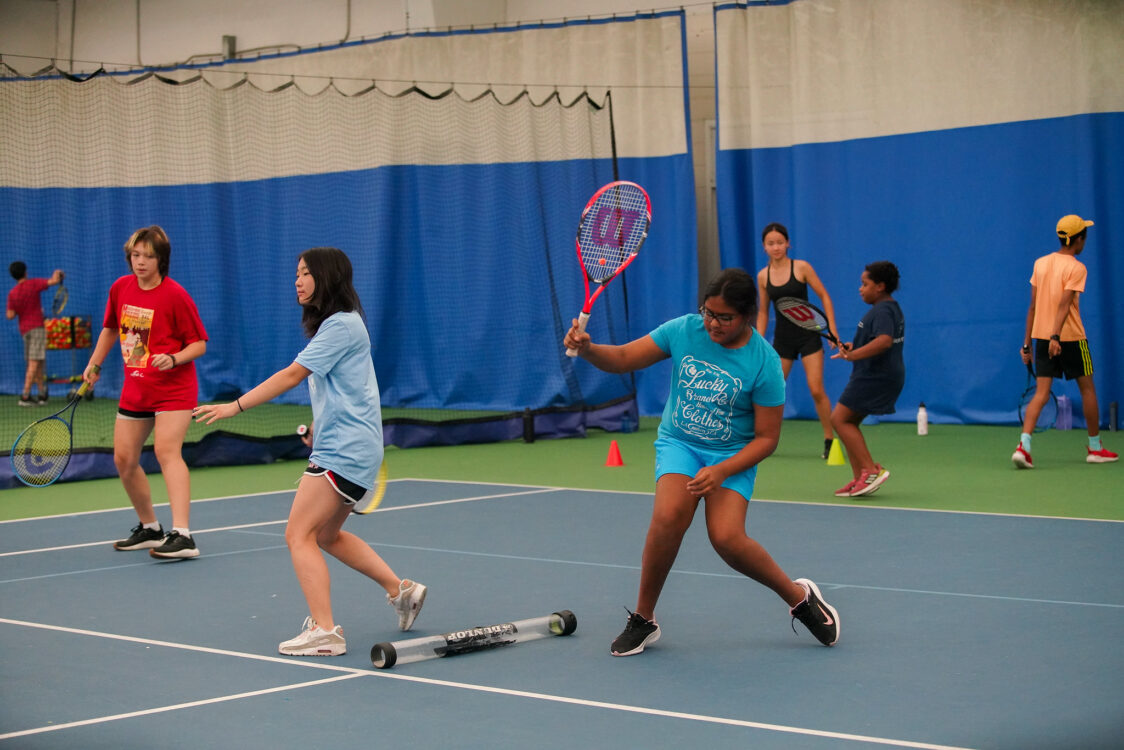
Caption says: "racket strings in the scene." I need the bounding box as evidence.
[11,419,72,486]
[579,186,649,281]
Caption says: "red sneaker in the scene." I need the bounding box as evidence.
[1011,445,1033,469]
[1086,447,1118,464]
[849,466,890,498]
[834,477,861,497]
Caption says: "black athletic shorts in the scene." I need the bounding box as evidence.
[1034,339,1093,380]
[304,463,369,506]
[772,323,823,360]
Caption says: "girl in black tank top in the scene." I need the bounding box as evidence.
[755,223,840,459]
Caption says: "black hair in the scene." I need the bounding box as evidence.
[1058,229,1086,247]
[761,222,789,243]
[123,226,172,278]
[299,247,364,338]
[865,261,900,294]
[701,267,758,318]
[9,261,27,281]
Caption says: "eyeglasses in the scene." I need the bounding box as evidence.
[698,306,738,324]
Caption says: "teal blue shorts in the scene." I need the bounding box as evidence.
[654,436,758,502]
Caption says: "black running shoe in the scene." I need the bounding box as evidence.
[822,438,833,460]
[610,609,661,656]
[149,531,199,559]
[114,523,164,551]
[790,578,840,646]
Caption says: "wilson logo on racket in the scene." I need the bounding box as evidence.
[589,206,645,251]
[781,303,816,323]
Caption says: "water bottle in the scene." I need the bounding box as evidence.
[917,402,928,436]
[1056,395,1072,430]
[621,413,633,434]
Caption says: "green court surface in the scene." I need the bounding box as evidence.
[3,419,1119,522]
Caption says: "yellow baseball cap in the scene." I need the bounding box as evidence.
[1056,214,1093,244]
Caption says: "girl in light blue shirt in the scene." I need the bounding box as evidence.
[195,247,426,657]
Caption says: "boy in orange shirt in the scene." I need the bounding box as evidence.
[1013,214,1116,467]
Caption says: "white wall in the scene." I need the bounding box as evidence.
[1,0,717,281]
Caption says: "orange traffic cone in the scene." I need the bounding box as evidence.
[605,439,624,467]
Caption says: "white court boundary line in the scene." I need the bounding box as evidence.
[0,617,975,750]
[0,487,559,558]
[1,486,1120,609]
[3,477,1120,525]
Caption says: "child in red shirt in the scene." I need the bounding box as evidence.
[83,227,209,559]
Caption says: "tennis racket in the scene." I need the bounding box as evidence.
[1017,362,1057,432]
[354,463,388,515]
[565,181,651,357]
[52,272,68,315]
[774,297,838,346]
[10,380,90,487]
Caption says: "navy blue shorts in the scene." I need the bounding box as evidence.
[838,377,903,417]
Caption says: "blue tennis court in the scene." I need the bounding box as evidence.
[2,480,1121,749]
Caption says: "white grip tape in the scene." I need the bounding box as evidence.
[564,311,591,358]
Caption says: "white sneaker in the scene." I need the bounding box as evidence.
[278,616,346,656]
[387,580,427,630]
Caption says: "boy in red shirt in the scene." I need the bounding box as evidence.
[6,262,64,406]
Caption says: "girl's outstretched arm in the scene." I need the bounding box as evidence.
[194,361,312,423]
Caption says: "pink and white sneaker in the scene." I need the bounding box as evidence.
[1086,447,1118,464]
[834,477,862,497]
[849,466,890,498]
[1011,445,1033,469]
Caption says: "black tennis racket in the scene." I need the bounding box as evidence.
[52,272,68,315]
[565,181,651,357]
[1017,362,1057,432]
[10,380,90,487]
[774,297,838,346]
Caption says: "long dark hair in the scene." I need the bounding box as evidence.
[702,267,758,318]
[299,247,364,337]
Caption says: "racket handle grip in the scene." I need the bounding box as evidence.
[565,312,591,358]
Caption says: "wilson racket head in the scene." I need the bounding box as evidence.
[577,181,650,283]
[774,297,837,344]
[10,418,74,487]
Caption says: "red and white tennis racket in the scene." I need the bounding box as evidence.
[565,180,651,357]
[775,296,839,346]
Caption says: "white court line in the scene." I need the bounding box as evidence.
[0,487,559,558]
[0,617,974,750]
[2,487,1119,608]
[4,479,1119,525]
[0,673,365,741]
